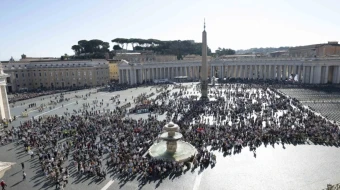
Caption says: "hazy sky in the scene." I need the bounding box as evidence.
[1,0,339,60]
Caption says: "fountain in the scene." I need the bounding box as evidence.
[148,122,197,162]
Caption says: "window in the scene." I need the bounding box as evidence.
[28,73,30,77]
[16,74,18,78]
[39,73,41,77]
[22,73,24,77]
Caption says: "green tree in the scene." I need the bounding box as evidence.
[71,45,82,55]
[113,45,122,50]
[216,47,236,56]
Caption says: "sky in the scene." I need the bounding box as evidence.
[0,0,339,60]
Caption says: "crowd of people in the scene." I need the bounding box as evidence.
[8,90,67,104]
[1,82,340,189]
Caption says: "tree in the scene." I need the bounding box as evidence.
[134,46,143,51]
[112,38,128,50]
[129,38,140,50]
[216,47,236,56]
[113,45,122,50]
[101,42,110,52]
[71,39,110,59]
[71,45,82,55]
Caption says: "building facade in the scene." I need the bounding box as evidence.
[289,41,340,58]
[1,59,109,93]
[108,59,120,81]
[115,53,177,63]
[118,57,340,85]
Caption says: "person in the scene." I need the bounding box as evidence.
[0,180,7,190]
[23,171,26,181]
[21,162,24,170]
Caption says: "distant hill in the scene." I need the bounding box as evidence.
[236,47,290,55]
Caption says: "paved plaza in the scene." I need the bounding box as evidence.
[1,84,340,190]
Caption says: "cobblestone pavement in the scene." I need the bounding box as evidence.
[0,84,340,190]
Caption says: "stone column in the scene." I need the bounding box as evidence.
[297,66,301,82]
[127,70,131,84]
[235,66,239,78]
[158,68,161,79]
[258,65,262,79]
[324,66,329,84]
[270,65,274,79]
[282,65,286,80]
[303,66,307,83]
[166,67,169,79]
[248,66,252,79]
[0,75,11,120]
[335,66,340,84]
[124,70,127,83]
[239,65,244,79]
[252,66,255,79]
[121,70,124,83]
[175,67,178,78]
[231,65,234,78]
[337,66,340,83]
[310,66,314,83]
[119,70,122,84]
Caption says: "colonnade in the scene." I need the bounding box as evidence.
[210,65,303,81]
[119,65,202,84]
[118,59,340,85]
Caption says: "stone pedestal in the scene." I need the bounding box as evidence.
[166,141,177,154]
[201,80,208,99]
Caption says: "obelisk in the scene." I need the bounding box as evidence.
[200,19,208,100]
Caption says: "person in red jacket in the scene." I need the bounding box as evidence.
[0,180,7,190]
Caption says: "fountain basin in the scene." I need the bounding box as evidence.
[159,132,183,141]
[148,140,197,162]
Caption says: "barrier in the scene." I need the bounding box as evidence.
[22,112,28,117]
